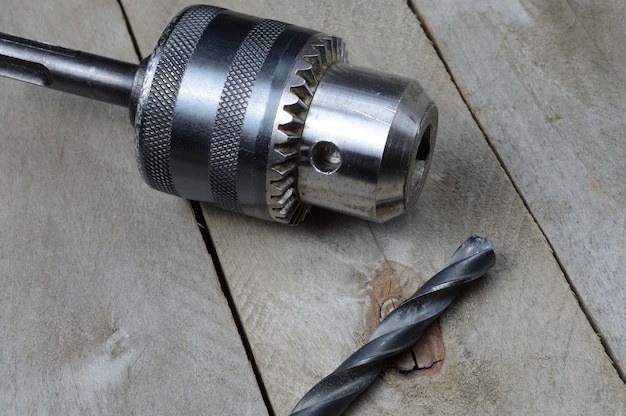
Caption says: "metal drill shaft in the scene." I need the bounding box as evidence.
[0,32,136,107]
[291,236,496,416]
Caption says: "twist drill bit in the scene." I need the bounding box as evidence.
[291,236,496,416]
[0,5,438,225]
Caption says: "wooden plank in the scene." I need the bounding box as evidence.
[0,0,267,414]
[411,0,626,373]
[124,0,626,414]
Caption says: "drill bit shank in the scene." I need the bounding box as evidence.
[291,236,496,416]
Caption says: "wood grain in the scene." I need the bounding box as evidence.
[411,0,626,374]
[123,0,626,414]
[0,0,266,414]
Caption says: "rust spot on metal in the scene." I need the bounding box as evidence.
[366,260,444,378]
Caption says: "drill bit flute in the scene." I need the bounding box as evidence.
[291,236,496,416]
[0,5,437,225]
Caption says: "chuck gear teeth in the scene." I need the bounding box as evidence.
[268,34,346,224]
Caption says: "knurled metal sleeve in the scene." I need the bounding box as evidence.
[208,19,288,213]
[290,236,496,416]
[135,6,222,195]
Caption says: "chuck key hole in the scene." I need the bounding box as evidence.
[310,141,342,174]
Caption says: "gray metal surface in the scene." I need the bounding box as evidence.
[290,236,496,416]
[0,5,438,225]
[135,5,222,195]
[0,32,135,106]
[208,19,288,213]
[298,63,437,221]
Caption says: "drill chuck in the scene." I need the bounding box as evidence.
[0,5,438,224]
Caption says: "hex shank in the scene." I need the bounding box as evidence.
[0,32,136,107]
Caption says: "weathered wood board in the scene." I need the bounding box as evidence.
[0,0,266,414]
[122,0,626,414]
[411,0,626,374]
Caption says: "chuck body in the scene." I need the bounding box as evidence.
[0,5,438,224]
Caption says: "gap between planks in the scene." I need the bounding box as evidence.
[191,202,277,416]
[113,1,277,413]
[116,0,143,61]
[406,0,626,384]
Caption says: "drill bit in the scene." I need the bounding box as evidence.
[0,5,438,225]
[290,236,496,416]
